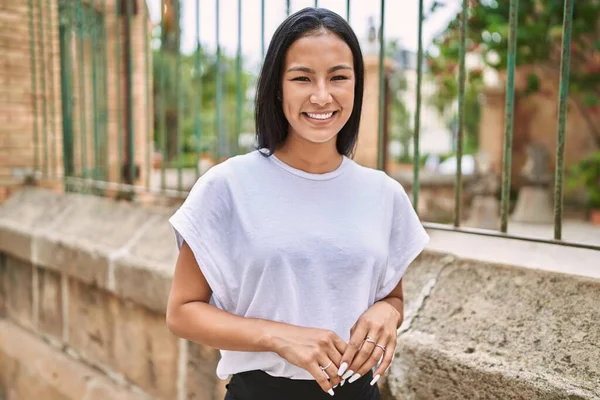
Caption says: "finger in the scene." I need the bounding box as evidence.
[371,341,396,386]
[338,320,368,379]
[348,342,384,384]
[332,334,348,356]
[345,332,378,382]
[325,346,343,387]
[309,363,336,396]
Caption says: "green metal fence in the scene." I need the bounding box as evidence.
[24,0,599,251]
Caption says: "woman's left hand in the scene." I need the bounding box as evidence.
[336,301,402,386]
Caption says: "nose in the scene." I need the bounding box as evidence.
[309,82,332,106]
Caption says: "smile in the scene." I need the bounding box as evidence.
[303,111,337,121]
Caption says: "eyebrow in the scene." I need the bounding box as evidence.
[286,64,353,74]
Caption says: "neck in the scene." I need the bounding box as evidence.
[274,137,343,175]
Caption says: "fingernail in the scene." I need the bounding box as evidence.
[342,370,354,380]
[340,379,346,386]
[370,374,381,386]
[333,384,338,388]
[348,373,361,383]
[337,362,348,376]
[328,388,335,396]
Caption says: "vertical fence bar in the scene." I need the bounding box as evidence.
[176,0,183,191]
[376,0,385,171]
[144,1,151,189]
[236,0,243,155]
[101,0,109,180]
[195,0,203,179]
[77,0,88,180]
[159,3,167,192]
[37,0,49,177]
[58,2,75,183]
[28,0,40,176]
[287,0,291,16]
[500,0,519,232]
[91,0,100,180]
[261,0,265,59]
[126,0,135,188]
[412,0,424,211]
[553,0,575,241]
[216,0,223,160]
[115,0,123,184]
[346,0,350,22]
[46,0,58,177]
[454,0,467,227]
[314,0,318,8]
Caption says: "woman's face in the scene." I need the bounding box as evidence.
[281,31,355,146]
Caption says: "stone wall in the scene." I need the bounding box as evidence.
[0,187,598,399]
[0,188,225,400]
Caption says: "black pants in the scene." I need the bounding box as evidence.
[224,370,380,400]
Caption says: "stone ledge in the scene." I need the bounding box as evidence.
[391,331,598,400]
[0,319,149,400]
[0,188,177,309]
[392,255,600,399]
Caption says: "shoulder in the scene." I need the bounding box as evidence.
[205,150,266,180]
[196,151,263,185]
[347,159,408,196]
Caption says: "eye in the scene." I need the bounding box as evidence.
[291,76,310,82]
[332,75,350,81]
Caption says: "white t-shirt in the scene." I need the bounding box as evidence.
[169,149,429,380]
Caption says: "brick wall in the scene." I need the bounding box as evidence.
[0,0,152,201]
[0,0,62,201]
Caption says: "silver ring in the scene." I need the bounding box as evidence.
[376,344,386,351]
[365,336,376,344]
[320,361,332,370]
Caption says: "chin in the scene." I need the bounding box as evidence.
[299,132,338,144]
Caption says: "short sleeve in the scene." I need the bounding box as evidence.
[376,178,430,300]
[168,165,232,309]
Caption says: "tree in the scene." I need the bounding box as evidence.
[153,0,254,165]
[428,0,600,147]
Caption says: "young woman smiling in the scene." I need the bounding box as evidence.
[166,7,429,400]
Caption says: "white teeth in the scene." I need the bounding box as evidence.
[306,112,334,120]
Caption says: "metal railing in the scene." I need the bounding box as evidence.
[22,0,600,251]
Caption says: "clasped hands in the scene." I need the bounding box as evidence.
[276,300,402,396]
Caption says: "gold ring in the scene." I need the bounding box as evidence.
[320,361,333,370]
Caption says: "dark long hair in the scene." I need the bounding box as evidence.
[255,7,364,157]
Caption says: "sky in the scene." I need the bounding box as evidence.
[145,0,461,71]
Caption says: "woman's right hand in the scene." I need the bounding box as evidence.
[269,325,347,395]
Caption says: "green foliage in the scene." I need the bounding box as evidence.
[427,0,600,147]
[153,46,255,163]
[568,152,600,209]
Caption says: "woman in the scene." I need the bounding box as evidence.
[166,7,429,400]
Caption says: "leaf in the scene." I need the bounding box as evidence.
[584,95,598,107]
[525,73,541,95]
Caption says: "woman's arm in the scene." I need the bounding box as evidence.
[165,241,346,394]
[166,241,276,352]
